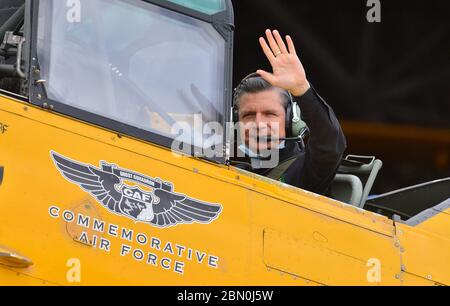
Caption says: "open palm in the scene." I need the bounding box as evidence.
[257,29,310,97]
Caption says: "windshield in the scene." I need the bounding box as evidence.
[36,0,226,150]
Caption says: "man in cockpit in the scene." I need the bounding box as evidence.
[233,30,347,196]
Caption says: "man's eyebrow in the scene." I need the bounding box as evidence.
[262,109,280,114]
[240,110,255,116]
[240,108,281,115]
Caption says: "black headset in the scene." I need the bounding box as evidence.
[232,73,308,140]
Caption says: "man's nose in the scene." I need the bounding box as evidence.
[255,113,267,126]
[255,114,271,130]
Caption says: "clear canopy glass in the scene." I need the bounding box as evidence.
[37,0,226,150]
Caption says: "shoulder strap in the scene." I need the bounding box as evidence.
[266,155,300,181]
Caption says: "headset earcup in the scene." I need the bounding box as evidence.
[291,104,307,138]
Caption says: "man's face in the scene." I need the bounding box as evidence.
[238,89,286,154]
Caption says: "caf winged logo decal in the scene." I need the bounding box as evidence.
[50,151,222,228]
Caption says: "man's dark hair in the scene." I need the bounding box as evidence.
[233,75,291,111]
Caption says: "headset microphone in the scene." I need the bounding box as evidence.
[278,136,303,141]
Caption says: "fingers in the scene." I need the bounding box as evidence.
[263,29,295,57]
[256,69,276,85]
[272,30,288,54]
[265,29,282,57]
[286,35,297,55]
[259,37,276,64]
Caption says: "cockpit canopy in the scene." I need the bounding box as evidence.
[0,0,234,162]
[33,0,233,161]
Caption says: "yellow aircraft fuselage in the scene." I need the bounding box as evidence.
[0,93,449,286]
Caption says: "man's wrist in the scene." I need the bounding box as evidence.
[291,81,311,97]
